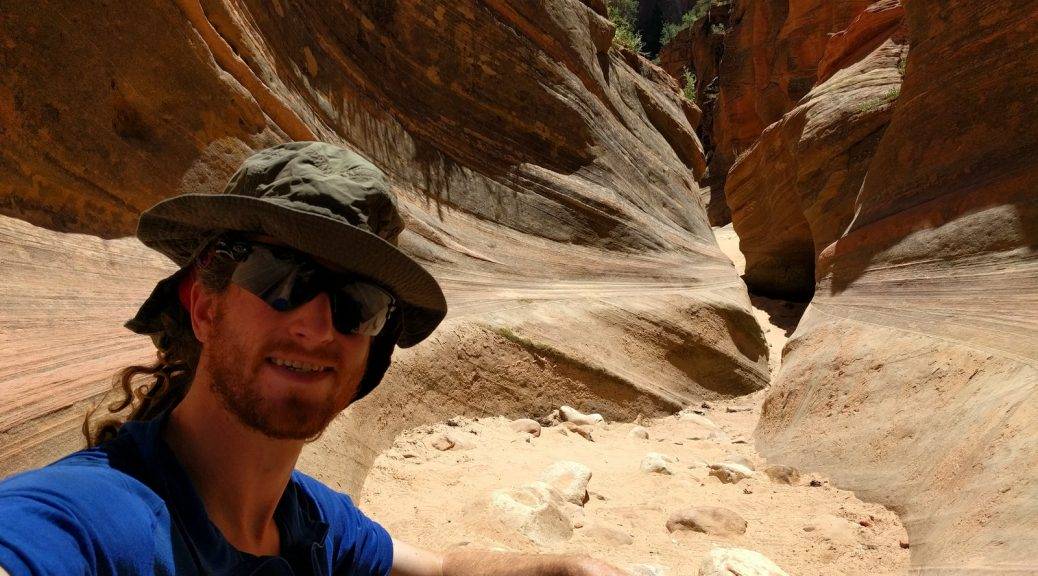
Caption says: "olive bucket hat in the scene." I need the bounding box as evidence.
[126,141,447,355]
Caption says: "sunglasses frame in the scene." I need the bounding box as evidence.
[209,236,397,336]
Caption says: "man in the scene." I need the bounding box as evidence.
[0,142,626,575]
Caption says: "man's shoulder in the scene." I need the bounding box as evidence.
[0,447,166,519]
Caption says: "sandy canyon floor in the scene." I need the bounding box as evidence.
[358,226,911,575]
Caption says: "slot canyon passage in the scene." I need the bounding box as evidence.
[0,0,1034,574]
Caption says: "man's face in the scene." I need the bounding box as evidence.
[200,282,371,441]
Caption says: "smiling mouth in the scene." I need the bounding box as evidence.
[267,356,334,373]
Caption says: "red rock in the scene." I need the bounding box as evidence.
[726,2,908,298]
[756,0,1038,571]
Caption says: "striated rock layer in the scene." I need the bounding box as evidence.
[726,0,906,298]
[657,1,733,225]
[659,0,875,225]
[755,0,1038,571]
[0,0,768,488]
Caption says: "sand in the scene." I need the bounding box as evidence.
[356,226,909,575]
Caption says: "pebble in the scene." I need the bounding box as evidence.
[764,465,800,485]
[629,426,650,439]
[509,418,542,437]
[666,506,747,536]
[559,405,604,426]
[539,461,592,506]
[708,462,753,484]
[641,452,676,475]
[563,422,594,441]
[677,412,719,429]
[724,454,755,470]
[698,547,788,575]
[725,406,753,413]
[489,483,572,545]
[430,433,474,451]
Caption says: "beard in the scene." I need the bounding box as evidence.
[203,304,367,441]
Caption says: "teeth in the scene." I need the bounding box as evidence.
[270,357,328,372]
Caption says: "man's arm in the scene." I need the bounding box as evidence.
[390,538,628,576]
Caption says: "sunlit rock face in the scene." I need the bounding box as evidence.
[754,0,1038,571]
[0,0,767,489]
[657,1,733,225]
[656,0,873,225]
[726,0,906,298]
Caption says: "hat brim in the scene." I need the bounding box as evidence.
[135,194,446,347]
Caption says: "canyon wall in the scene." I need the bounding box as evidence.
[750,0,1038,571]
[0,0,768,490]
[659,0,876,225]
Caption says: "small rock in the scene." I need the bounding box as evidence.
[701,402,713,410]
[697,547,788,576]
[582,523,633,546]
[724,454,755,470]
[629,564,668,576]
[764,465,800,485]
[431,433,473,451]
[431,436,455,451]
[809,479,823,487]
[678,412,719,429]
[641,452,675,475]
[708,462,753,484]
[510,418,542,437]
[859,519,872,527]
[725,406,753,413]
[629,426,650,439]
[559,405,605,426]
[489,483,573,545]
[563,422,594,441]
[692,409,706,416]
[900,539,910,549]
[666,506,747,537]
[560,501,586,528]
[538,409,562,427]
[539,461,592,506]
[742,487,753,494]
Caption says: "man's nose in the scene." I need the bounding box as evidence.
[286,292,336,343]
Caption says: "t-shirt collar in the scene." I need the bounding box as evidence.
[118,414,330,575]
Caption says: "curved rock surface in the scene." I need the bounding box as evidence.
[660,0,875,224]
[657,1,732,225]
[0,0,768,485]
[754,0,1038,571]
[726,1,907,298]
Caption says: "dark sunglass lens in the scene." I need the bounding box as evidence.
[331,283,394,336]
[230,245,302,307]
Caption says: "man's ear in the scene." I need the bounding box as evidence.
[188,278,218,344]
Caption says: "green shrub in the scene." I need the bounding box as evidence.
[660,22,683,47]
[658,0,715,49]
[682,69,697,103]
[608,0,645,53]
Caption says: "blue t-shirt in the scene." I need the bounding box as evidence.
[0,416,393,575]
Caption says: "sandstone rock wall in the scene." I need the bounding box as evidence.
[726,0,906,298]
[754,0,1038,571]
[657,2,732,225]
[658,0,875,225]
[0,0,768,488]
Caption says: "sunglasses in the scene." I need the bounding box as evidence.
[211,238,396,337]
